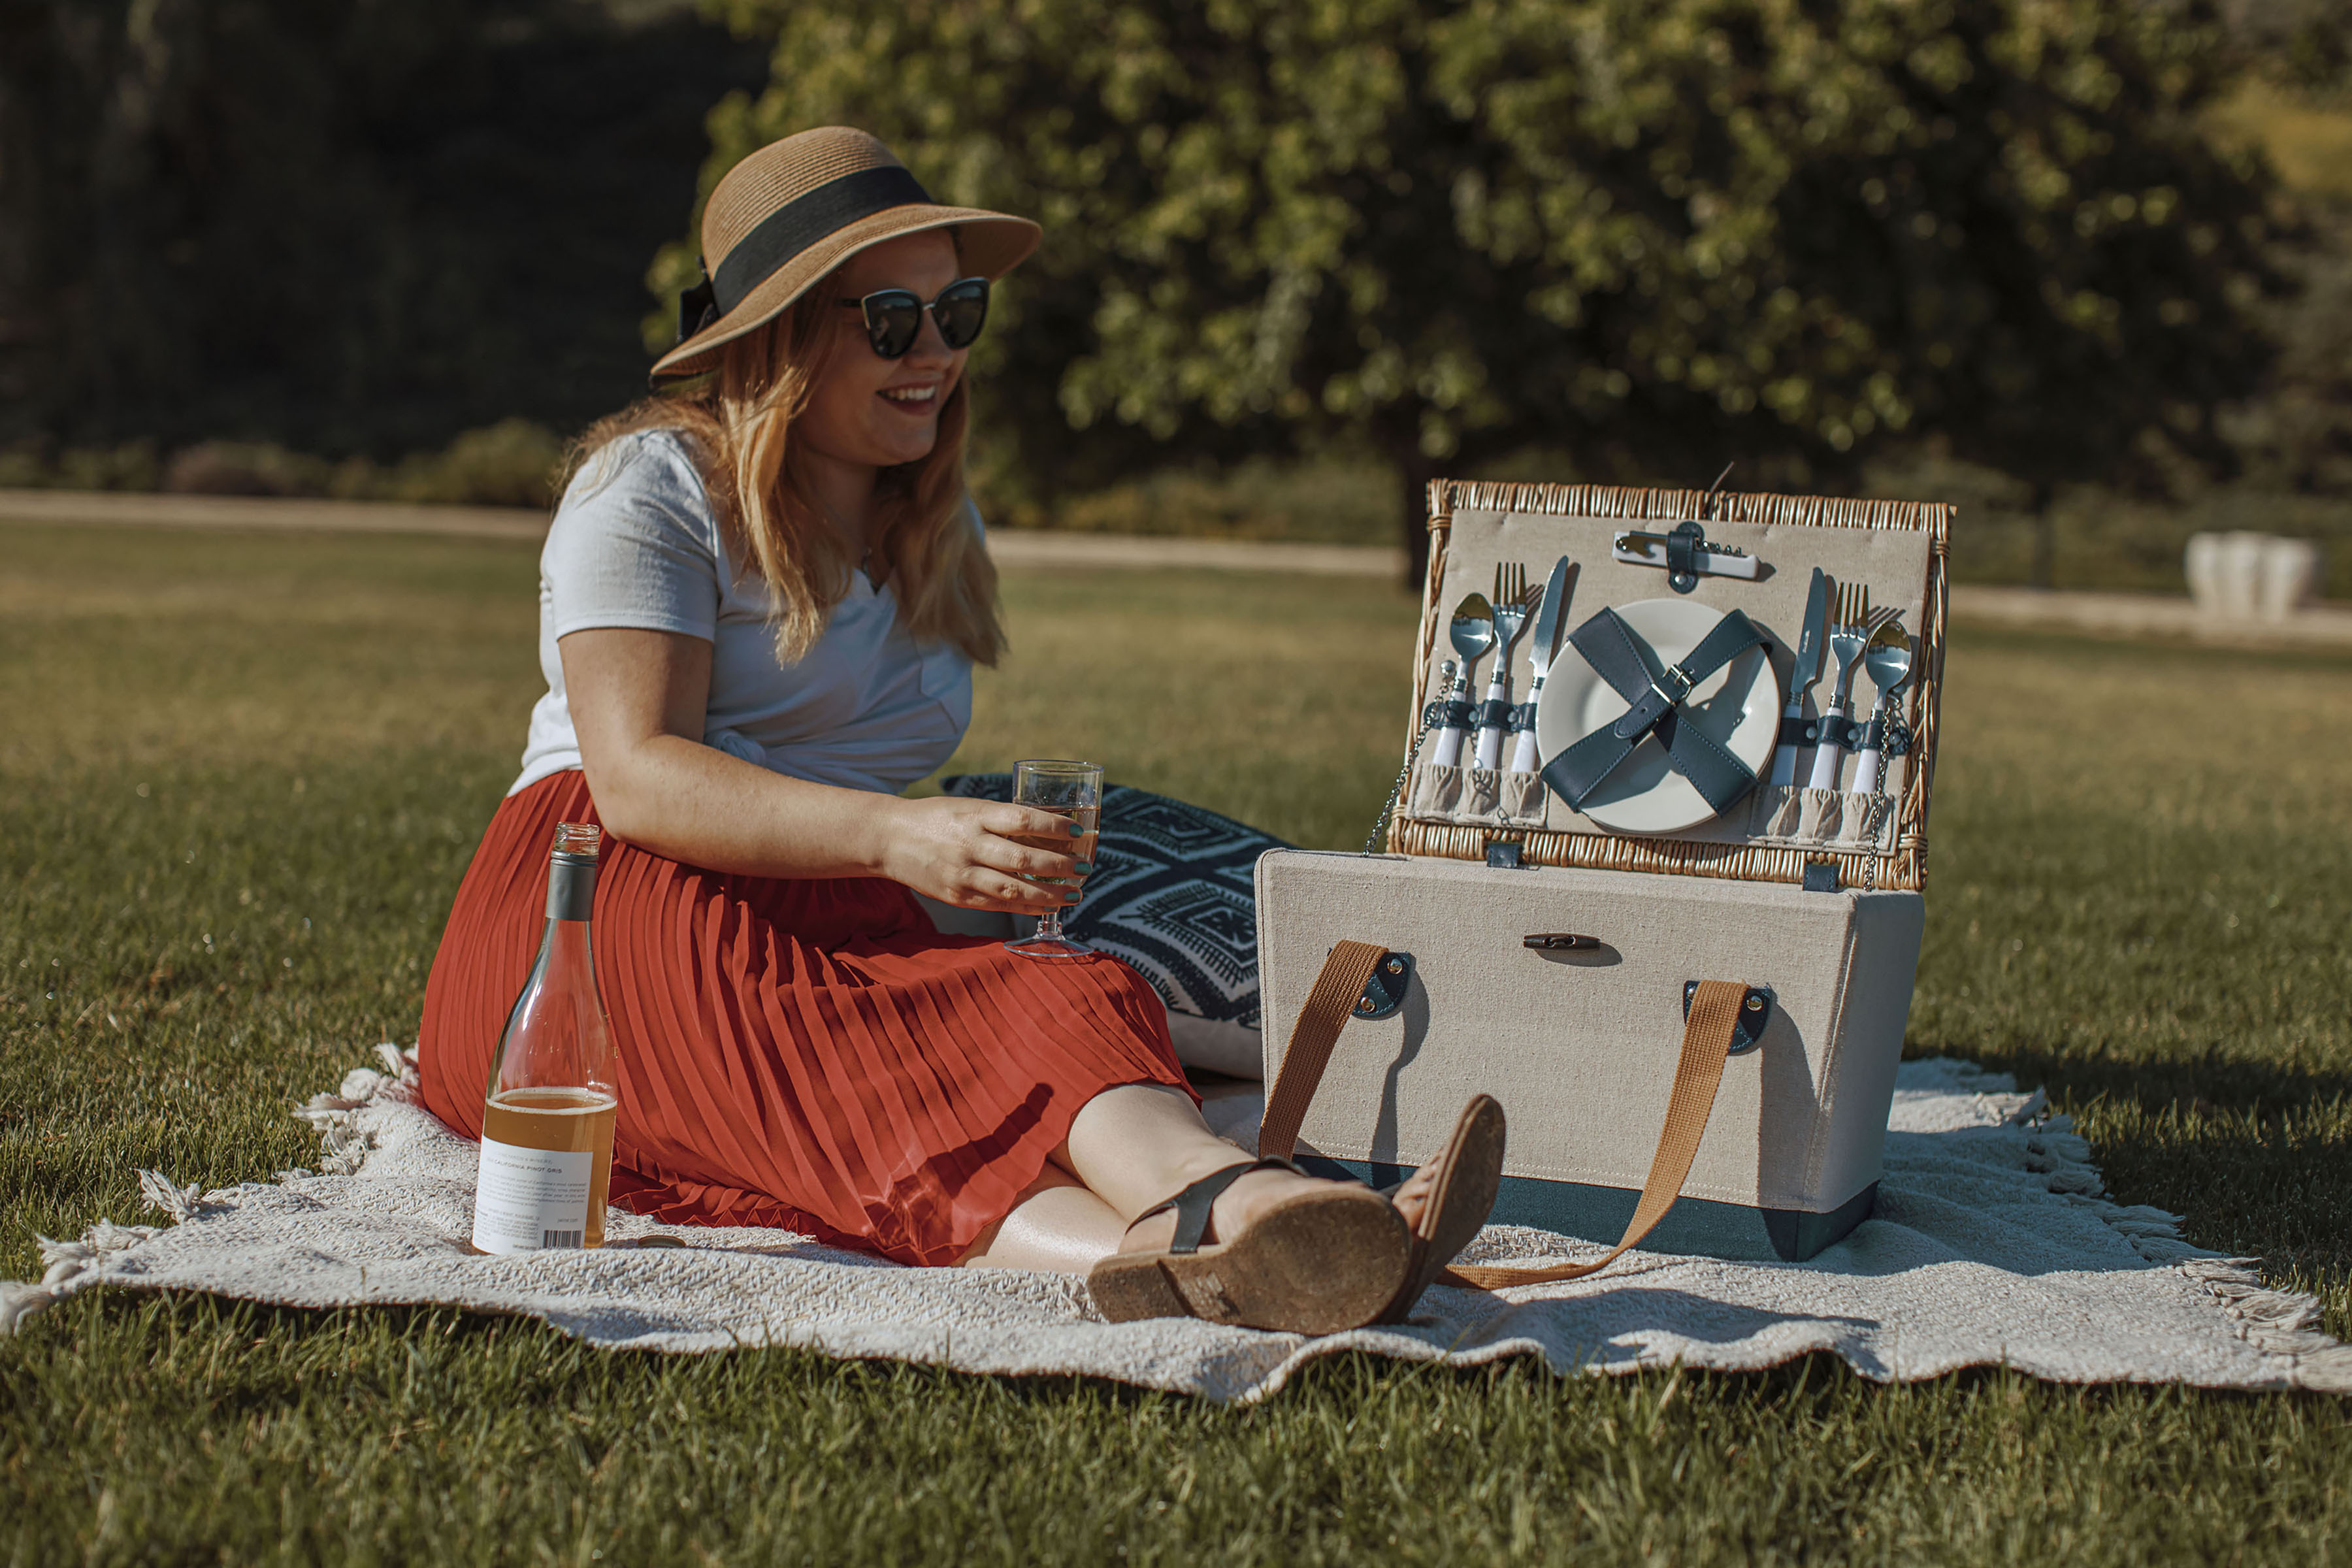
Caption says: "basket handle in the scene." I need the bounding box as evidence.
[1256,941,1747,1289]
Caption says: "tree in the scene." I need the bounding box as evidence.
[0,0,764,459]
[685,0,2278,582]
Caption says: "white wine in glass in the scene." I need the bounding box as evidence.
[1005,759,1102,960]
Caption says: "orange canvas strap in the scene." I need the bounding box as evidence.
[1256,939,1388,1166]
[1258,942,1748,1290]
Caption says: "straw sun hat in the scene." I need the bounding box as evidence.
[653,126,1043,383]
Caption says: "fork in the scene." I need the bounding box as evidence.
[1474,562,1537,769]
[1806,587,1902,789]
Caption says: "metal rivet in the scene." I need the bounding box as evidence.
[1746,995,1765,1011]
[1384,958,1403,973]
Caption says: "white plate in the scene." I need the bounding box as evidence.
[1533,598,1782,834]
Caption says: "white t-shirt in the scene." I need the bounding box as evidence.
[511,429,975,798]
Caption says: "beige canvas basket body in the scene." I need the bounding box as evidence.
[1255,480,1951,1262]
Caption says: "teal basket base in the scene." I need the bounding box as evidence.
[1295,1154,1877,1264]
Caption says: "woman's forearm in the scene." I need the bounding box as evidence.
[559,626,1075,913]
[583,732,901,879]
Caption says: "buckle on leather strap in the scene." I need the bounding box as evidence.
[1648,662,1695,710]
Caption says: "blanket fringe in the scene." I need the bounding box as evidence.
[2015,1107,2352,1393]
[1,1047,2345,1393]
[0,1043,418,1337]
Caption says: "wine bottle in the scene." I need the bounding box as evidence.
[470,822,618,1254]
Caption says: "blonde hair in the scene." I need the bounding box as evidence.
[568,280,1004,667]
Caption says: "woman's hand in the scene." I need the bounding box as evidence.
[876,796,1090,914]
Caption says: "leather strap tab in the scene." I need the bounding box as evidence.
[1258,939,1388,1162]
[1861,714,1912,757]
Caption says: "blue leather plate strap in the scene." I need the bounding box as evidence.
[1541,606,1767,815]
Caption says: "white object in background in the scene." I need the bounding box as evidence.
[2259,537,2323,622]
[2219,532,2268,619]
[2186,531,2326,623]
[2185,532,2225,615]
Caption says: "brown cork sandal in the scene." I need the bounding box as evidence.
[1087,1157,1411,1336]
[1374,1094,1507,1324]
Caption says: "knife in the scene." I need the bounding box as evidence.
[1508,556,1575,773]
[1770,568,1829,787]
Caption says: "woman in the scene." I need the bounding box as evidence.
[418,127,1502,1335]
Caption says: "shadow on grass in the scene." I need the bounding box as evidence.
[32,1290,2349,1429]
[1912,1044,2351,1299]
[1923,1042,2352,1118]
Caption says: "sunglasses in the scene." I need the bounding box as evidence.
[839,277,991,359]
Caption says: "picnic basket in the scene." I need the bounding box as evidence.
[1254,478,1952,1269]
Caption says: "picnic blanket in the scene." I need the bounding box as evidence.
[6,1047,2346,1402]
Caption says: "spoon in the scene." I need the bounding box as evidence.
[1852,619,1914,794]
[1431,592,1494,768]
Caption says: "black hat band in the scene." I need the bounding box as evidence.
[710,164,933,316]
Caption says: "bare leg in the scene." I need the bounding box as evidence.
[958,1162,1128,1271]
[1058,1083,1437,1253]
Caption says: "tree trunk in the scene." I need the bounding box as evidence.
[2027,479,2058,590]
[1398,446,1436,591]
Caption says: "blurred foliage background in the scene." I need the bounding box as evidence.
[1,0,2347,587]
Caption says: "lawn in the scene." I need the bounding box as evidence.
[2,521,2347,1565]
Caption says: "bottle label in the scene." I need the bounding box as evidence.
[471,1137,593,1254]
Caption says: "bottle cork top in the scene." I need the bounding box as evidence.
[550,822,602,864]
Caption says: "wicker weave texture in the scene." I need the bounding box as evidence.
[1388,479,1951,892]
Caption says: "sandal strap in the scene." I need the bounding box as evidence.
[1134,1156,1306,1255]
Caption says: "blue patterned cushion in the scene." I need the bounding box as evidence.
[939,776,1286,1032]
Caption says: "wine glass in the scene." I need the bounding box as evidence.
[1004,759,1102,960]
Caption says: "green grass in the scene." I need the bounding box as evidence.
[2,521,2347,1564]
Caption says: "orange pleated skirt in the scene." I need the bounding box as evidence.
[418,770,1190,1266]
